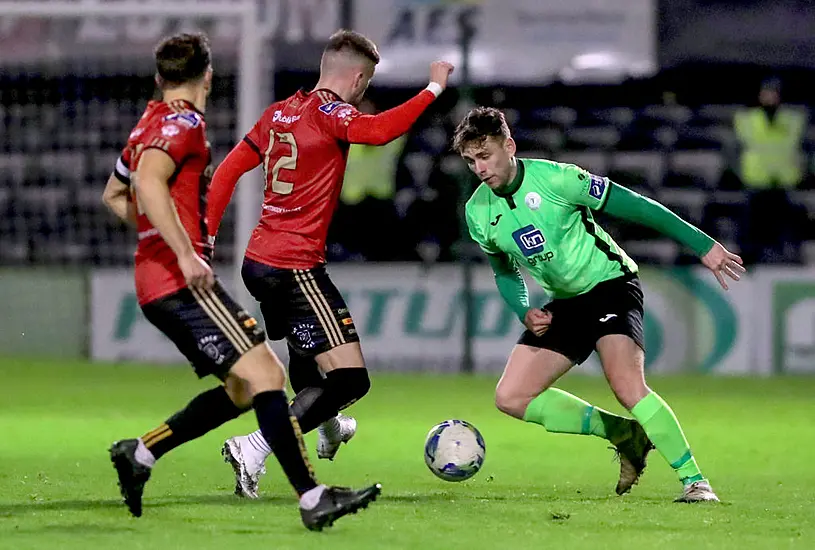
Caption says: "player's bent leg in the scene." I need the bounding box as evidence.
[110,284,260,517]
[498,344,630,437]
[502,341,645,495]
[288,266,368,440]
[309,343,368,459]
[595,335,654,495]
[597,334,716,501]
[495,344,573,419]
[228,344,381,528]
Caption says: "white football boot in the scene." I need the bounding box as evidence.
[316,414,357,460]
[674,480,720,503]
[221,436,267,499]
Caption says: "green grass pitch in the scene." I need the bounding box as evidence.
[1,358,814,549]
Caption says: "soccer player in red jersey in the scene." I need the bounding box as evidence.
[100,32,380,530]
[208,29,454,498]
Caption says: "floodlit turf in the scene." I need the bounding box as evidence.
[1,358,814,550]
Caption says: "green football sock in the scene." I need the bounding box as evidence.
[631,392,705,485]
[523,388,632,443]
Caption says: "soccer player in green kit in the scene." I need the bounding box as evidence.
[456,107,745,502]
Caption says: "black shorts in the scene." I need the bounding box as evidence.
[141,281,266,379]
[519,274,645,365]
[241,259,359,357]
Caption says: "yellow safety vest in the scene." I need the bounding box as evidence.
[734,107,806,189]
[341,136,406,205]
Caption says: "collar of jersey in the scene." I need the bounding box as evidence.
[491,158,525,198]
[164,98,203,116]
[301,87,342,101]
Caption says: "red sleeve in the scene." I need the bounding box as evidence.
[346,90,436,145]
[207,140,262,236]
[135,121,201,171]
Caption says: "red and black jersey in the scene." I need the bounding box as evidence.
[240,89,368,269]
[208,87,437,270]
[114,99,212,305]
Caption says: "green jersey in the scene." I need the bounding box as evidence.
[465,158,637,299]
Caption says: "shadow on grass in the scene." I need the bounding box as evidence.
[0,491,674,520]
[6,523,139,535]
[0,493,292,517]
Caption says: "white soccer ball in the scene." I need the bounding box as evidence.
[424,419,486,482]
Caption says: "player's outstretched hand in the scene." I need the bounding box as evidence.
[179,252,215,291]
[524,308,552,337]
[429,61,455,91]
[701,242,745,290]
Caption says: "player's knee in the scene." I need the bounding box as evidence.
[327,367,370,410]
[494,388,527,419]
[610,380,650,411]
[230,344,287,395]
[223,376,254,410]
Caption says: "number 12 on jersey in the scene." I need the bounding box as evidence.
[263,130,298,195]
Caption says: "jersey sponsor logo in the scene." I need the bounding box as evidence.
[589,174,606,200]
[164,112,201,128]
[263,204,303,214]
[272,110,302,124]
[512,224,546,257]
[335,107,354,119]
[161,124,180,137]
[318,100,343,115]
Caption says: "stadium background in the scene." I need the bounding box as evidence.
[2,0,814,375]
[2,2,815,549]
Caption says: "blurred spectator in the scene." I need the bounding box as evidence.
[734,77,806,190]
[329,98,408,261]
[733,78,809,263]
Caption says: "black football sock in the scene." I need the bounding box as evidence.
[253,390,318,495]
[142,386,244,460]
[291,368,371,433]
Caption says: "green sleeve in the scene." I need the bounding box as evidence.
[486,253,529,322]
[603,183,716,256]
[547,163,610,209]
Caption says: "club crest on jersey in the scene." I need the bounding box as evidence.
[512,225,546,257]
[589,174,606,200]
[525,192,542,210]
[319,101,343,115]
[164,112,201,128]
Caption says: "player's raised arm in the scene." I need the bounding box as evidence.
[135,148,214,290]
[102,153,137,225]
[546,164,745,290]
[343,61,454,145]
[598,177,744,290]
[207,138,262,237]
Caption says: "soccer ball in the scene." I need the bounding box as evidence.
[424,419,486,482]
